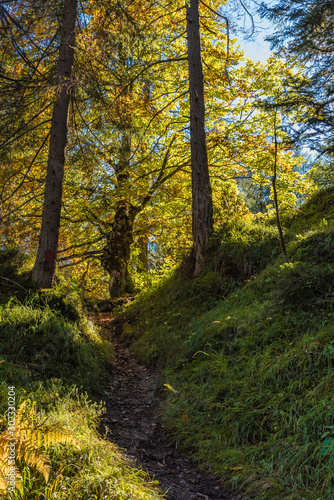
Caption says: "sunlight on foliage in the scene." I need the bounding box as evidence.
[0,401,77,493]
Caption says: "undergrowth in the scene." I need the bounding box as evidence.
[120,188,334,499]
[0,249,163,499]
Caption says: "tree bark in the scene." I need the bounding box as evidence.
[32,0,78,288]
[101,201,138,298]
[186,0,213,276]
[138,232,149,272]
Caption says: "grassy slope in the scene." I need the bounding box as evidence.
[0,255,162,499]
[121,187,334,500]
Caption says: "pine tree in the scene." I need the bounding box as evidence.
[260,0,334,153]
[32,0,78,287]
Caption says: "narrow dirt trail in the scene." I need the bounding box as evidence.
[95,312,238,500]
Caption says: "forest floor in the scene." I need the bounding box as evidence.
[95,312,237,500]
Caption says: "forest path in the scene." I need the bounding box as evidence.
[95,312,237,500]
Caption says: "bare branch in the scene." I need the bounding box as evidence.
[1,131,50,202]
[0,276,28,291]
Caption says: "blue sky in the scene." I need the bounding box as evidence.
[238,14,274,62]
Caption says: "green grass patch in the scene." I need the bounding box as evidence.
[0,293,112,391]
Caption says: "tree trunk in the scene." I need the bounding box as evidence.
[186,0,214,276]
[138,234,149,272]
[101,201,138,298]
[32,0,78,288]
[101,88,136,297]
[101,133,176,297]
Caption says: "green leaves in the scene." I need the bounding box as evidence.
[320,426,334,455]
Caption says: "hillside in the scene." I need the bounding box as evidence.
[0,258,162,499]
[119,187,334,499]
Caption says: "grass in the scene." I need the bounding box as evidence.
[120,187,334,499]
[0,249,163,499]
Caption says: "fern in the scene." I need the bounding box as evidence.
[0,401,78,493]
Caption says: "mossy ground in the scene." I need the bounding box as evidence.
[0,252,162,499]
[120,187,334,499]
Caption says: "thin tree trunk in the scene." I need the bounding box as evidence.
[186,0,213,276]
[138,233,149,272]
[272,109,287,257]
[32,0,78,288]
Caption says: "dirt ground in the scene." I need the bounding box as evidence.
[95,312,238,500]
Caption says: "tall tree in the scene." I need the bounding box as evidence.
[79,0,189,297]
[186,0,213,276]
[32,0,78,287]
[260,0,334,153]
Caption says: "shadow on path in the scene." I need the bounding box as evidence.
[95,312,238,500]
